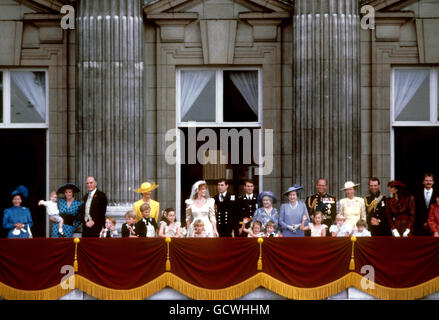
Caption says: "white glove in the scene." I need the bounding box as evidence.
[403,229,410,237]
[392,229,400,237]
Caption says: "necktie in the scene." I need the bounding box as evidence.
[106,230,111,238]
[220,194,223,202]
[85,192,93,221]
[426,190,431,207]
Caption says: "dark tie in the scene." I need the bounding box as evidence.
[220,194,223,202]
[106,230,111,238]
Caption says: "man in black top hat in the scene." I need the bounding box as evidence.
[235,180,258,237]
[213,179,237,237]
[364,177,391,236]
[305,178,337,233]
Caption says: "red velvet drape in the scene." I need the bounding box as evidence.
[0,238,74,290]
[169,238,259,289]
[1,237,439,294]
[262,238,352,287]
[76,238,166,290]
[355,237,439,288]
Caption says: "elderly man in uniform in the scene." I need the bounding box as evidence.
[305,178,337,233]
[364,177,391,236]
[213,179,236,237]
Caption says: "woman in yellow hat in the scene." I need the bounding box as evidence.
[133,182,160,223]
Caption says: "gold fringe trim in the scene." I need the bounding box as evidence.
[166,273,262,300]
[75,274,169,300]
[3,272,439,300]
[259,273,353,300]
[0,277,74,300]
[349,272,439,300]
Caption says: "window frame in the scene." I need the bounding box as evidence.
[391,66,439,127]
[176,66,262,127]
[0,69,49,129]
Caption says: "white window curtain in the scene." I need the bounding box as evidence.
[228,71,258,116]
[11,71,46,120]
[180,71,214,120]
[394,69,429,120]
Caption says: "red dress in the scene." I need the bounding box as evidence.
[428,203,439,233]
[385,195,416,235]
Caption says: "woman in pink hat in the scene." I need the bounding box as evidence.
[338,181,366,233]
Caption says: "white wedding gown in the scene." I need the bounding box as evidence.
[185,198,217,237]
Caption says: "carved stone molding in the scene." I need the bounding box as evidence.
[146,12,198,42]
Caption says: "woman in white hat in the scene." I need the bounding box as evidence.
[338,181,366,232]
[133,182,160,223]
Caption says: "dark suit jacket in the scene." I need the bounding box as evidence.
[414,188,438,236]
[81,189,108,237]
[235,194,258,237]
[213,192,237,237]
[135,218,158,237]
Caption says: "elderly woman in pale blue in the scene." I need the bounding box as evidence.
[250,191,280,233]
[279,184,310,237]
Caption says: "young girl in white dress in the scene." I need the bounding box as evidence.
[158,208,182,238]
[185,180,219,238]
[300,211,327,237]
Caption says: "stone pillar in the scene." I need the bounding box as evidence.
[291,0,361,198]
[77,0,144,205]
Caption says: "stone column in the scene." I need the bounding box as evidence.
[291,0,361,198]
[77,0,144,205]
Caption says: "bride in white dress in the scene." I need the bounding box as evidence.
[185,180,219,237]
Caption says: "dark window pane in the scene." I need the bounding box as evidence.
[223,71,258,122]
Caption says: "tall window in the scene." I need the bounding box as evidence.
[392,68,439,124]
[0,70,48,127]
[391,67,439,189]
[176,67,262,220]
[177,68,261,124]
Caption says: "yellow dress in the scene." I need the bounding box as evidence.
[134,199,160,222]
[339,197,366,231]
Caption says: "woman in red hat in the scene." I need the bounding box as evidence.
[385,181,416,237]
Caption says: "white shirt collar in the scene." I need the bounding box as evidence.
[246,193,253,199]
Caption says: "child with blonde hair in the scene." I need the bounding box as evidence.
[191,219,208,238]
[329,214,350,237]
[121,210,137,237]
[39,191,64,236]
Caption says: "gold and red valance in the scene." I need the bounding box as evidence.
[1,237,439,300]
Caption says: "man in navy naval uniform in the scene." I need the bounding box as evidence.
[213,179,237,237]
[364,177,391,236]
[305,178,337,234]
[235,180,258,237]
